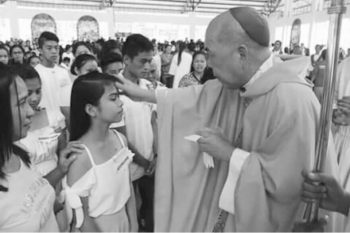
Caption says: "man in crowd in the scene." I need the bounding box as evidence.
[116,7,337,232]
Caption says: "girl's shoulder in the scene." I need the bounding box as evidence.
[66,145,92,187]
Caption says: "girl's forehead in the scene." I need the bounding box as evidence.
[103,83,118,94]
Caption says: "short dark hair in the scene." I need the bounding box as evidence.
[101,39,122,56]
[122,34,153,60]
[16,64,41,83]
[100,52,123,72]
[38,31,59,48]
[65,44,71,51]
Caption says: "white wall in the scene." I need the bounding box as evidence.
[268,1,350,52]
[0,1,213,44]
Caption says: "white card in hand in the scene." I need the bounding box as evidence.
[184,135,214,168]
[203,153,214,168]
[184,134,201,142]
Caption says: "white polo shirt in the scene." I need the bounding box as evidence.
[35,64,72,129]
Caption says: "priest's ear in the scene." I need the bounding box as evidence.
[85,103,98,118]
[238,44,248,60]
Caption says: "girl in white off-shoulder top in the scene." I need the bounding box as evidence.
[62,71,138,232]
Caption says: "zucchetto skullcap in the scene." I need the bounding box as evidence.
[229,7,270,47]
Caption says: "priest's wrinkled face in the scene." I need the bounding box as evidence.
[205,12,247,89]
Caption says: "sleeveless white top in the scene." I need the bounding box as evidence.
[62,131,134,230]
[0,160,58,231]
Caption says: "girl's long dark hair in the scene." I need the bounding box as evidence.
[177,41,187,66]
[0,63,30,192]
[69,71,118,141]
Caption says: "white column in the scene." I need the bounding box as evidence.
[188,12,196,39]
[308,0,317,50]
[107,7,115,38]
[6,1,19,38]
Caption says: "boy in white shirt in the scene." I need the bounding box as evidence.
[120,34,156,232]
[35,31,72,130]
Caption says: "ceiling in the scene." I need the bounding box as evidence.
[15,0,272,15]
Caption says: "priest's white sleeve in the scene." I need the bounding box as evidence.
[219,148,250,214]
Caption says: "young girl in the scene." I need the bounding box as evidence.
[70,54,98,77]
[0,63,79,231]
[63,71,138,232]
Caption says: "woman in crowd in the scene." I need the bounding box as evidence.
[160,44,173,85]
[0,63,80,231]
[178,51,214,87]
[9,44,25,65]
[63,71,137,232]
[0,45,9,65]
[70,53,99,77]
[168,40,192,88]
[72,41,92,58]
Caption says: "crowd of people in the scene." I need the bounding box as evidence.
[0,36,210,88]
[1,5,350,232]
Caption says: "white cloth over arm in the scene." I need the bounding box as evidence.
[62,171,96,228]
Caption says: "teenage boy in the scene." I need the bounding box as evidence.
[35,31,71,129]
[120,34,156,232]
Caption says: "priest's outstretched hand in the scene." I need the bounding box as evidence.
[301,170,350,216]
[197,128,234,162]
[114,73,156,103]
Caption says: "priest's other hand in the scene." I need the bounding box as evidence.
[301,171,350,216]
[197,128,234,162]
